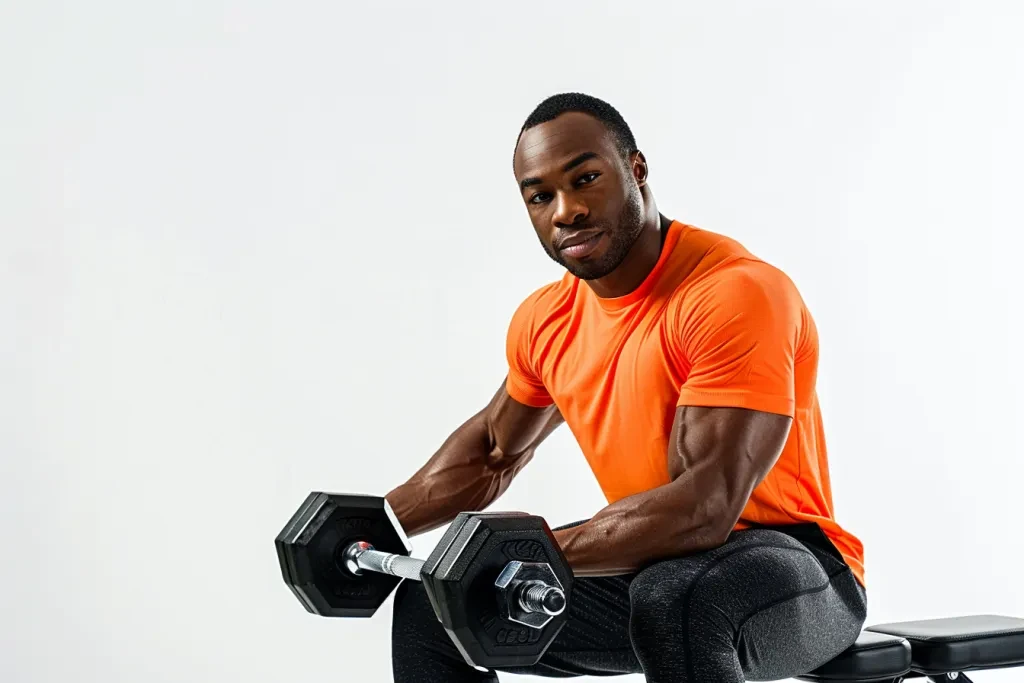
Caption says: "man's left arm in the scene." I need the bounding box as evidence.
[554,265,802,576]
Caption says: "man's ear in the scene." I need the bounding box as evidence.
[631,151,649,187]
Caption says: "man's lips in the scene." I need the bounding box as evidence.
[558,232,605,259]
[556,230,604,251]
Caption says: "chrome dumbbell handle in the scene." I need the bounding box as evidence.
[342,540,425,582]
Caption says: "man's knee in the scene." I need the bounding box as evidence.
[628,560,689,623]
[627,560,746,680]
[628,559,736,644]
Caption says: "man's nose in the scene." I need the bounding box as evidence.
[552,192,589,227]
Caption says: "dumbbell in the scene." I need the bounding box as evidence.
[275,492,574,669]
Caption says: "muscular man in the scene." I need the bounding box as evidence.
[384,93,867,682]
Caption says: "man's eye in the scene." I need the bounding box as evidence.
[577,172,600,185]
[530,193,551,204]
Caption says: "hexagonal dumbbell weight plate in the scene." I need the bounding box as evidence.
[275,492,412,617]
[420,511,574,668]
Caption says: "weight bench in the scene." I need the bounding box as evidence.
[797,614,1024,682]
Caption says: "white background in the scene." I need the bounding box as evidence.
[2,1,1023,681]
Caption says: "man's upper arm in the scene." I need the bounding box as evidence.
[668,263,802,521]
[486,382,564,465]
[488,289,563,464]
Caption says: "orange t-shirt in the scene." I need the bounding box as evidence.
[505,221,866,588]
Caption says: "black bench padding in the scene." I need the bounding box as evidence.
[866,614,1024,674]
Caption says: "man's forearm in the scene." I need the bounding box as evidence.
[384,410,524,537]
[385,470,504,538]
[553,477,736,576]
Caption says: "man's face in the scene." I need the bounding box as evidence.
[513,112,646,281]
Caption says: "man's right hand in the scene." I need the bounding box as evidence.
[384,378,563,537]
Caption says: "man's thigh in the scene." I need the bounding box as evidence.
[628,527,866,681]
[502,525,865,680]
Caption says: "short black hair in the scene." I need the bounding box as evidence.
[515,92,638,165]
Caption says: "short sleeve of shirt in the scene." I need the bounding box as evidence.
[505,290,555,407]
[675,261,803,417]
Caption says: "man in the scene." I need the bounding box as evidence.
[384,93,866,682]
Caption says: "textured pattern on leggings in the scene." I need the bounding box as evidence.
[391,524,867,682]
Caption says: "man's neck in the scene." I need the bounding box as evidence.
[587,213,672,300]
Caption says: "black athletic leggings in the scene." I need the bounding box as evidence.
[392,522,867,682]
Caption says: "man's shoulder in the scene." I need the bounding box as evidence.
[512,273,574,316]
[507,273,576,338]
[672,225,793,289]
[668,228,804,317]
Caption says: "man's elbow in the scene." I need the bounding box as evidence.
[670,516,732,557]
[706,499,746,547]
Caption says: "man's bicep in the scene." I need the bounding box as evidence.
[668,405,792,526]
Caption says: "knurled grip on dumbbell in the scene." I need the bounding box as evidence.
[348,543,425,581]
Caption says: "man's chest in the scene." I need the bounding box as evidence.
[531,308,690,497]
[535,310,690,432]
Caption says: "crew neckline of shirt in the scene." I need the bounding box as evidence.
[588,220,687,311]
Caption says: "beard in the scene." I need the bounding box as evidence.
[541,186,647,281]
